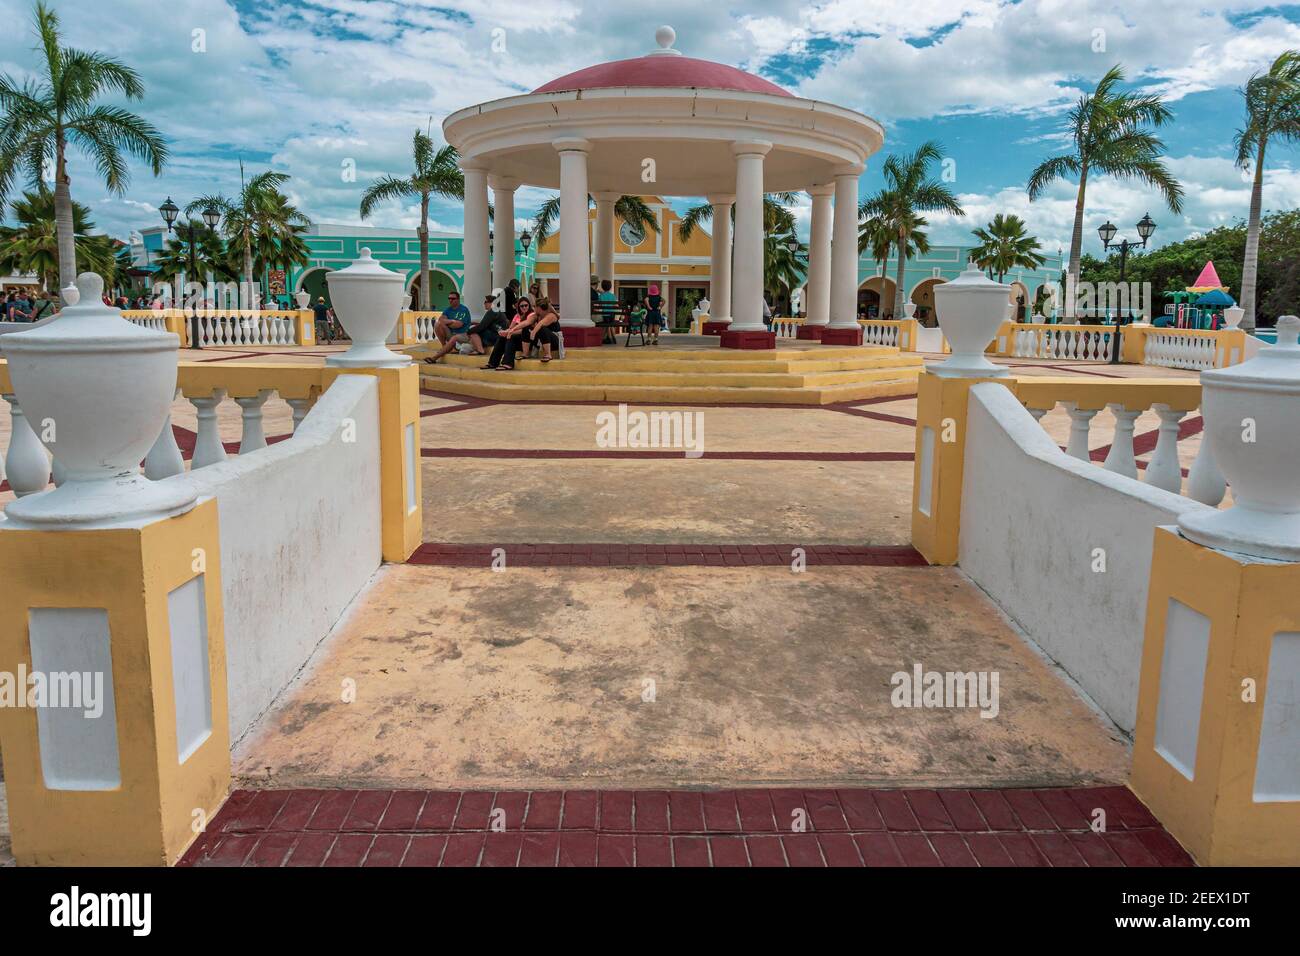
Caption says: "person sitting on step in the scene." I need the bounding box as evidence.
[483,297,536,370]
[524,297,561,363]
[426,294,505,363]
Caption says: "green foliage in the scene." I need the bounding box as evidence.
[1079,209,1300,323]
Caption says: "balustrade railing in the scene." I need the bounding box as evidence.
[771,316,804,338]
[1141,327,1241,370]
[1011,377,1224,504]
[121,309,312,348]
[399,311,442,343]
[1011,323,1118,362]
[1,359,331,494]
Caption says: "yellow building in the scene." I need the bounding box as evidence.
[533,196,713,326]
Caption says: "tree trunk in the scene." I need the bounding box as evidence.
[243,232,255,309]
[893,230,907,320]
[54,145,77,296]
[418,194,430,311]
[1240,139,1265,330]
[1066,166,1089,317]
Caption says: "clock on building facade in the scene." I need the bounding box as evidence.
[619,220,646,248]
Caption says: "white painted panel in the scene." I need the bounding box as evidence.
[28,607,120,791]
[168,575,212,764]
[918,426,935,517]
[405,421,417,514]
[1155,599,1211,780]
[1255,631,1300,802]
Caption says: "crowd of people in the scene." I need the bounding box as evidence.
[1,289,56,322]
[422,276,679,367]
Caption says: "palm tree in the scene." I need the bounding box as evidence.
[1234,50,1300,329]
[360,130,463,310]
[532,194,660,248]
[764,232,806,309]
[187,167,295,301]
[152,218,230,286]
[860,142,964,318]
[251,187,310,301]
[1027,64,1184,308]
[0,187,116,290]
[970,213,1046,282]
[0,1,167,292]
[676,193,799,242]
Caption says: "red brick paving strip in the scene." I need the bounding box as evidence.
[409,543,929,568]
[180,786,1193,867]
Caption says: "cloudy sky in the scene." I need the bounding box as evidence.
[3,0,1299,258]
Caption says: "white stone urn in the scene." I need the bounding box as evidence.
[1179,315,1300,561]
[1222,304,1244,329]
[902,302,917,321]
[929,262,1011,378]
[0,272,196,529]
[295,290,311,310]
[325,247,411,368]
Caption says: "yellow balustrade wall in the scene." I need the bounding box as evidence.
[0,353,423,864]
[912,374,1203,565]
[1132,529,1300,865]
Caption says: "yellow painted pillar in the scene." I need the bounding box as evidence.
[1122,323,1149,364]
[0,499,231,866]
[911,371,1013,565]
[396,311,417,345]
[1218,329,1246,367]
[1131,528,1300,865]
[293,309,316,346]
[987,320,1015,355]
[164,310,189,346]
[898,318,919,351]
[335,363,423,561]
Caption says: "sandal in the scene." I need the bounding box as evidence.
[496,365,513,371]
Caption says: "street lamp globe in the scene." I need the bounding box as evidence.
[1097,220,1117,248]
[520,230,532,253]
[159,196,179,231]
[1136,213,1156,244]
[201,205,221,229]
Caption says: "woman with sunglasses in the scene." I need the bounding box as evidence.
[482,297,536,370]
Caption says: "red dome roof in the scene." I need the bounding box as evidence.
[533,55,792,98]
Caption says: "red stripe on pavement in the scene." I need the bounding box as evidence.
[407,543,929,568]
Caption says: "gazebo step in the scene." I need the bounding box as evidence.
[414,349,921,376]
[419,367,921,405]
[419,363,916,390]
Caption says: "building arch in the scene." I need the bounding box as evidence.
[296,267,332,307]
[1008,280,1030,322]
[910,277,946,327]
[858,275,897,319]
[407,267,460,311]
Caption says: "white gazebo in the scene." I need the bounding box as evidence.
[442,26,883,349]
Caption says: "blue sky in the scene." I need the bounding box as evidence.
[2,0,1299,260]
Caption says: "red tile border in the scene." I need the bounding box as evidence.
[408,542,929,568]
[421,447,914,462]
[179,785,1194,867]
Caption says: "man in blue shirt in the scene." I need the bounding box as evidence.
[434,292,471,346]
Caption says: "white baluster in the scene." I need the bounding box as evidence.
[1145,403,1186,494]
[235,388,274,453]
[1063,402,1098,461]
[1186,409,1227,506]
[1027,404,1052,423]
[144,389,186,479]
[287,397,314,433]
[2,393,51,496]
[189,389,228,469]
[1103,403,1142,479]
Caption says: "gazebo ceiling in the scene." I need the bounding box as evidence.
[442,26,882,195]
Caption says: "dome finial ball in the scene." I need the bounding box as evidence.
[656,25,676,49]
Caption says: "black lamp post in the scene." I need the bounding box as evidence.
[161,197,220,349]
[1098,213,1156,364]
[519,230,532,285]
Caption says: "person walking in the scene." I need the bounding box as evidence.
[312,296,333,343]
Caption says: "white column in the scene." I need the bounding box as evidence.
[593,192,618,286]
[490,176,518,300]
[729,142,771,331]
[461,160,490,312]
[805,184,833,327]
[554,137,592,326]
[707,194,733,325]
[829,165,864,328]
